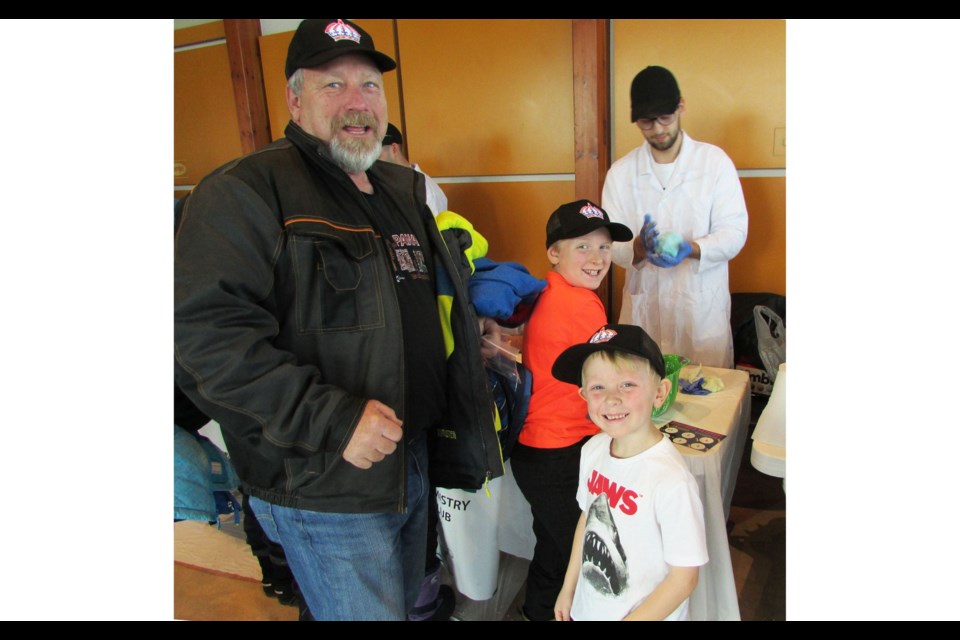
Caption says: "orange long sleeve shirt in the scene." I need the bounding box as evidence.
[518,271,607,449]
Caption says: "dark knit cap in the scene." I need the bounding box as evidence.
[630,65,681,122]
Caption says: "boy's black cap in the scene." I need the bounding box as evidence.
[382,122,403,147]
[552,323,666,384]
[285,19,397,80]
[545,200,633,249]
[630,65,681,122]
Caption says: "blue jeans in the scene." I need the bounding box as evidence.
[249,437,429,621]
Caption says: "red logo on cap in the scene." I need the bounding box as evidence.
[589,328,617,344]
[580,204,604,220]
[325,19,361,43]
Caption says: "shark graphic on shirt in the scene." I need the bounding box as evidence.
[581,493,629,596]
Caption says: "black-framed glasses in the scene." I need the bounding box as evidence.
[637,112,678,130]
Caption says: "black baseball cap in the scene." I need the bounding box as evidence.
[285,19,397,80]
[544,200,632,249]
[552,323,666,385]
[382,122,403,147]
[630,65,681,122]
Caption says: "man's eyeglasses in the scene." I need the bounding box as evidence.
[636,112,678,130]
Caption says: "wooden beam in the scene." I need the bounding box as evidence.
[572,19,614,318]
[224,19,272,154]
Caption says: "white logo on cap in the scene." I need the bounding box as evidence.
[589,328,618,344]
[580,204,604,220]
[325,19,361,43]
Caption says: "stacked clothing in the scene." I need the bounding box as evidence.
[434,211,545,462]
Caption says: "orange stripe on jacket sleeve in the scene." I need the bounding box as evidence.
[283,217,374,233]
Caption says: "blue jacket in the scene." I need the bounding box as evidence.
[173,425,241,525]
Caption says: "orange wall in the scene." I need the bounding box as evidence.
[441,181,577,281]
[176,19,784,304]
[173,22,242,189]
[730,177,786,296]
[174,21,224,48]
[396,19,574,178]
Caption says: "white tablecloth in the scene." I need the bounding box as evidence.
[654,366,751,621]
[443,366,750,620]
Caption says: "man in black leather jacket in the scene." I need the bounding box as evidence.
[174,19,501,620]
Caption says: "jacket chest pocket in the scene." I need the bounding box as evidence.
[290,227,385,333]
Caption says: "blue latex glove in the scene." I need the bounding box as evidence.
[679,377,711,395]
[641,214,659,255]
[648,240,692,268]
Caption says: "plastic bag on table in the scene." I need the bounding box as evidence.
[753,305,785,383]
[482,335,521,387]
[730,292,785,368]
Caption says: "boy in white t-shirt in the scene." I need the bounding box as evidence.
[551,324,708,621]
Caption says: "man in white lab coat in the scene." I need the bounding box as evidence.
[602,66,748,368]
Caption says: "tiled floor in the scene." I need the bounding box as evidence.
[726,449,786,620]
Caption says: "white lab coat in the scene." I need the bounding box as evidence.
[602,132,747,368]
[412,163,449,217]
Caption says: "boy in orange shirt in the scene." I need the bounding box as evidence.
[511,200,632,621]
